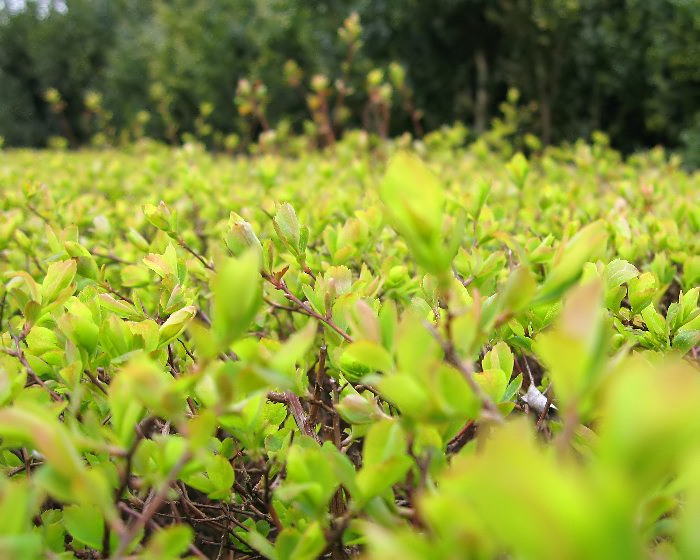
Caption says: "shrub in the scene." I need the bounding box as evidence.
[0,131,698,558]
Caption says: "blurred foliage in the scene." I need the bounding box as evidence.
[0,0,698,163]
[0,125,699,557]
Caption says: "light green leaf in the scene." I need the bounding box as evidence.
[537,221,608,303]
[158,305,196,346]
[482,342,514,377]
[143,525,193,559]
[63,504,104,551]
[212,250,262,347]
[41,260,77,304]
[604,259,639,290]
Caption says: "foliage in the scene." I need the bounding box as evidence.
[0,129,699,558]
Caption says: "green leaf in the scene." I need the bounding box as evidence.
[502,373,523,402]
[277,438,339,517]
[143,244,180,280]
[604,259,639,290]
[336,393,387,425]
[41,260,77,304]
[672,330,700,354]
[0,405,84,479]
[158,305,196,346]
[143,201,176,233]
[641,304,668,344]
[206,454,235,497]
[357,457,412,505]
[340,340,394,380]
[683,255,700,290]
[63,504,104,551]
[59,297,100,354]
[482,342,514,377]
[375,374,430,419]
[501,266,536,313]
[475,368,508,403]
[269,320,317,384]
[143,525,194,559]
[434,364,480,418]
[120,264,151,288]
[246,529,278,560]
[273,203,301,253]
[0,478,37,537]
[275,523,326,560]
[379,152,453,276]
[534,280,606,417]
[98,293,141,320]
[380,152,443,237]
[603,259,638,312]
[363,419,406,467]
[224,212,263,257]
[184,453,235,500]
[112,357,181,420]
[537,221,608,303]
[506,152,530,189]
[211,250,262,347]
[628,272,657,315]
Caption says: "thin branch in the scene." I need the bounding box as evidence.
[113,452,191,559]
[100,281,135,306]
[262,273,352,342]
[452,265,474,289]
[177,237,215,271]
[90,250,135,265]
[6,336,62,402]
[83,369,109,395]
[118,502,207,560]
[0,291,6,333]
[423,321,502,422]
[268,391,321,443]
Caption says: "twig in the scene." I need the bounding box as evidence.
[262,273,352,342]
[113,452,191,559]
[6,336,62,402]
[451,265,474,289]
[268,391,321,443]
[118,502,207,559]
[100,282,135,306]
[536,391,554,430]
[90,251,134,265]
[264,297,313,317]
[446,420,477,454]
[26,204,51,223]
[178,338,197,362]
[423,320,502,422]
[177,237,215,272]
[83,369,109,395]
[0,291,6,333]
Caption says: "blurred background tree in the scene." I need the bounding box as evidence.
[0,0,697,163]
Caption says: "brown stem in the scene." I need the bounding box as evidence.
[113,452,191,558]
[177,237,215,271]
[118,502,207,559]
[6,336,62,402]
[100,282,135,306]
[83,369,109,395]
[262,273,352,342]
[90,251,134,265]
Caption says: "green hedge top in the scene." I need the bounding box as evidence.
[0,132,699,558]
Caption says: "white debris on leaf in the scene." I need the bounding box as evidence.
[521,384,557,416]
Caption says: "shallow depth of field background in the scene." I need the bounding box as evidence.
[0,0,698,165]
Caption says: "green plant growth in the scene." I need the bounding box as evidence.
[0,131,698,558]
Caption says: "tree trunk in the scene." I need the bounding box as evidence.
[474,47,489,135]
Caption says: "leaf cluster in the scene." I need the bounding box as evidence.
[0,132,698,558]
